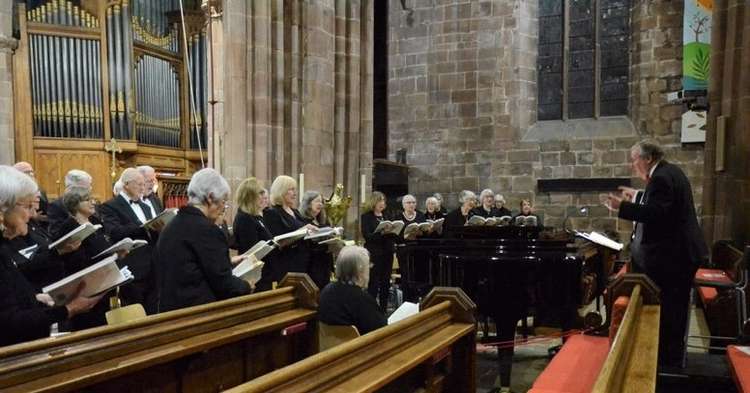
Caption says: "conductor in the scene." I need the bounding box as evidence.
[606,140,708,370]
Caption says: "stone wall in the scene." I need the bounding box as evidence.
[388,0,705,245]
[0,0,16,165]
[702,0,750,247]
[217,0,373,232]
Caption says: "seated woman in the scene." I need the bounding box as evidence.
[513,199,543,227]
[0,165,101,346]
[494,194,512,217]
[318,245,386,335]
[233,177,272,255]
[424,196,445,221]
[472,188,500,217]
[300,191,334,290]
[156,168,252,313]
[259,176,316,291]
[444,190,477,235]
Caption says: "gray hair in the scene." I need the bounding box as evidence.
[458,190,476,204]
[494,194,506,203]
[425,196,438,207]
[64,169,92,189]
[631,140,665,162]
[335,245,371,288]
[300,190,327,223]
[433,193,444,202]
[62,191,91,216]
[0,166,39,214]
[402,194,416,206]
[187,168,230,205]
[66,186,91,198]
[113,180,123,195]
[119,167,142,185]
[136,165,155,176]
[479,188,494,200]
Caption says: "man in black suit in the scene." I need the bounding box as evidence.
[47,169,93,236]
[100,168,164,312]
[137,165,164,217]
[608,140,708,370]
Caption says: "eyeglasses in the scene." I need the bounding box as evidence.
[15,202,35,212]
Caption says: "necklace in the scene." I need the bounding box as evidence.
[403,211,416,221]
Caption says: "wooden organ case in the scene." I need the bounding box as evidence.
[12,0,209,206]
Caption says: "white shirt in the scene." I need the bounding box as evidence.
[141,196,157,218]
[120,191,147,224]
[648,160,660,179]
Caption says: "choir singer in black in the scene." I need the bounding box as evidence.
[607,140,708,370]
[360,191,396,312]
[156,168,251,313]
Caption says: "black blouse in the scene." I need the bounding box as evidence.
[233,209,272,255]
[425,210,446,221]
[360,211,395,256]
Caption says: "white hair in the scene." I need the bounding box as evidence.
[335,245,371,288]
[64,169,92,189]
[0,166,39,213]
[479,188,494,200]
[136,165,156,175]
[458,190,476,204]
[113,180,124,195]
[119,168,142,185]
[425,196,438,206]
[402,194,416,206]
[495,194,506,203]
[187,168,230,205]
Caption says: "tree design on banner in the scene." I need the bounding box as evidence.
[683,0,712,91]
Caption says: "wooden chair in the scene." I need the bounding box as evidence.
[318,322,359,351]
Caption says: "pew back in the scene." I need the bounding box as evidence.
[226,287,477,393]
[592,274,661,393]
[0,273,319,393]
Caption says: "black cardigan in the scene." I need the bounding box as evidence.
[0,237,69,346]
[360,211,395,256]
[233,209,272,255]
[318,281,387,335]
[155,206,251,312]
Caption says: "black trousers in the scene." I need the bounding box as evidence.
[633,263,696,368]
[367,251,392,312]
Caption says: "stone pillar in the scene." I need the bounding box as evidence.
[218,0,374,233]
[0,0,16,165]
[702,0,750,246]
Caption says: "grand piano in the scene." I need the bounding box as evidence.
[395,224,604,387]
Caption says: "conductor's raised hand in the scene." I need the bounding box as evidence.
[617,186,637,202]
[605,193,623,212]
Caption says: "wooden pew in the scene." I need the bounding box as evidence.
[529,274,661,393]
[0,273,319,393]
[226,287,477,393]
[591,274,661,393]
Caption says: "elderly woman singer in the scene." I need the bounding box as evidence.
[155,168,252,313]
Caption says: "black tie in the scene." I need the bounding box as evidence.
[138,201,154,220]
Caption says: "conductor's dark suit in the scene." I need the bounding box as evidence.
[99,194,157,310]
[618,160,708,367]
